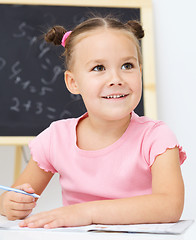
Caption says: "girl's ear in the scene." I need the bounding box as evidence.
[64,71,80,94]
[140,65,143,75]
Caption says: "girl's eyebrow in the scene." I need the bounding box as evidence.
[86,59,106,66]
[86,56,138,66]
[121,56,138,62]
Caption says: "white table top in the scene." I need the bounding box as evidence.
[0,215,195,240]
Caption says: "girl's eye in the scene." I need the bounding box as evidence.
[92,65,105,72]
[121,63,134,70]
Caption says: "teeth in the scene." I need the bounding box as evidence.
[105,94,126,99]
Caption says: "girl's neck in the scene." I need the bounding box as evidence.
[88,113,131,134]
[76,113,131,151]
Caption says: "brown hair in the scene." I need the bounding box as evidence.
[45,16,144,70]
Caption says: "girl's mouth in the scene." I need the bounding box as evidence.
[102,94,129,99]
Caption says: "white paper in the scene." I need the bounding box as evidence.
[88,220,194,234]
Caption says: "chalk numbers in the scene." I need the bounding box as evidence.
[10,97,61,120]
[6,20,74,120]
[10,97,20,112]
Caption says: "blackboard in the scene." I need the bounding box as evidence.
[0,3,143,136]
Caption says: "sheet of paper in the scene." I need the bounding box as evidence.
[88,220,194,234]
[0,215,193,234]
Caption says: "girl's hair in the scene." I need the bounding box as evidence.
[45,16,144,70]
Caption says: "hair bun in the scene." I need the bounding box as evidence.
[45,25,66,45]
[126,20,144,40]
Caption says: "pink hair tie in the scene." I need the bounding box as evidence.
[61,31,72,47]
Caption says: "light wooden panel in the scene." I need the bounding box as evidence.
[0,0,151,8]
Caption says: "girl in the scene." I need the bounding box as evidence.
[0,16,186,229]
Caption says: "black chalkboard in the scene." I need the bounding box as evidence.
[0,4,143,136]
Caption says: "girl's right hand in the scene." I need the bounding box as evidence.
[0,183,37,220]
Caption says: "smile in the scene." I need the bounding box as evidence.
[102,94,128,99]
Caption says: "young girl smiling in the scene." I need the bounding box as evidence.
[0,16,186,229]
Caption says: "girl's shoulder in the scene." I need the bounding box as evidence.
[31,116,81,146]
[131,111,165,131]
[131,112,186,166]
[50,117,78,131]
[130,112,181,153]
[49,113,88,134]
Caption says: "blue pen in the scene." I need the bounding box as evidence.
[0,185,40,198]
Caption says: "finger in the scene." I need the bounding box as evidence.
[10,201,36,211]
[19,212,50,228]
[7,209,32,221]
[10,192,35,203]
[20,214,54,228]
[17,184,35,194]
[13,209,32,219]
[44,219,65,229]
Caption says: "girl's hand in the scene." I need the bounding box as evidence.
[19,203,93,229]
[0,183,36,220]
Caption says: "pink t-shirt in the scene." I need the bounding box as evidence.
[29,112,186,206]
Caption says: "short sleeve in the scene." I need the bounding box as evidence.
[143,122,187,167]
[29,125,57,174]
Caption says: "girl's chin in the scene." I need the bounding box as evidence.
[98,111,132,121]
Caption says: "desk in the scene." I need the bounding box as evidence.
[0,215,195,240]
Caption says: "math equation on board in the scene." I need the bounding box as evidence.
[0,5,87,135]
[1,21,82,119]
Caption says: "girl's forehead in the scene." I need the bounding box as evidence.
[74,28,136,46]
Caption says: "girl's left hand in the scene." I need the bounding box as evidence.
[19,203,93,229]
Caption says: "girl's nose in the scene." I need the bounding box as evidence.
[109,82,122,86]
[108,70,123,87]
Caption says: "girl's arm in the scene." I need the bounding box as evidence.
[0,158,53,220]
[91,147,184,224]
[20,147,184,228]
[12,158,54,195]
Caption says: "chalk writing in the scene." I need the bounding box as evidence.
[10,97,20,112]
[38,41,50,59]
[41,58,51,70]
[0,57,6,71]
[13,21,37,46]
[0,5,95,135]
[23,100,32,112]
[39,87,53,96]
[9,61,22,80]
[21,80,31,90]
[27,36,38,46]
[13,22,30,38]
[35,102,43,115]
[9,96,73,120]
[15,76,22,84]
[60,110,72,119]
[41,66,62,85]
[4,18,80,122]
[47,107,56,119]
[12,76,54,96]
[29,86,37,94]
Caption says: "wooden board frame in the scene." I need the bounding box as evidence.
[0,0,157,177]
